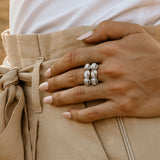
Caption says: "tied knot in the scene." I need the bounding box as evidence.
[0,68,19,90]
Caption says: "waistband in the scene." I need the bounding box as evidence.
[1,26,95,67]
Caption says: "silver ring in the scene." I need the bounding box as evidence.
[84,63,90,70]
[84,70,90,78]
[90,63,98,70]
[91,70,97,78]
[91,78,98,86]
[84,78,91,86]
[84,63,99,86]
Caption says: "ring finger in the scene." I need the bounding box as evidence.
[39,64,105,92]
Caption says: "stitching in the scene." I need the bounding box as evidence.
[117,117,135,160]
[37,34,42,57]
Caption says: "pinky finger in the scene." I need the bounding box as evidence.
[62,100,117,123]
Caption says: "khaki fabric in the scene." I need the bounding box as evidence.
[0,26,160,160]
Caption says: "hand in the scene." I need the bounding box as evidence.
[39,21,160,123]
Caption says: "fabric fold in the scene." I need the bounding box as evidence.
[0,64,40,160]
[1,25,160,160]
[0,67,27,160]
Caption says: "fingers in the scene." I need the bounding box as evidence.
[45,46,103,78]
[48,68,84,92]
[43,84,107,106]
[62,100,116,122]
[40,65,105,92]
[78,20,145,43]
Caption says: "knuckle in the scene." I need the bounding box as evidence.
[103,61,123,77]
[52,93,63,106]
[106,44,119,55]
[109,82,130,94]
[99,43,119,57]
[67,70,78,85]
[104,69,114,76]
[94,21,107,33]
[48,78,57,92]
[93,20,109,41]
[50,62,58,76]
[73,87,85,101]
[73,111,82,122]
[71,109,85,122]
[99,20,108,29]
[64,50,78,66]
[118,98,134,113]
[104,68,122,77]
[87,109,100,121]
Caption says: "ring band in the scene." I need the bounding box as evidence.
[84,63,99,86]
[84,70,90,78]
[91,70,97,78]
[91,63,98,85]
[84,63,90,70]
[90,63,98,70]
[84,78,91,86]
[91,78,98,86]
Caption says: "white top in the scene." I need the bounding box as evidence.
[10,0,160,34]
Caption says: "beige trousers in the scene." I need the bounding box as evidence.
[0,26,160,160]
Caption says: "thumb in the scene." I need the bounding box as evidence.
[77,21,145,43]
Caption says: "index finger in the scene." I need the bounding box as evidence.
[44,46,103,78]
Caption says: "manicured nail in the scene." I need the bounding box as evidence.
[39,82,48,91]
[43,96,53,104]
[44,68,51,78]
[77,31,93,40]
[62,112,72,119]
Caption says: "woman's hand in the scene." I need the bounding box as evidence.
[39,21,160,123]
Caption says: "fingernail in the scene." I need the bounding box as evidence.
[43,96,53,104]
[39,82,48,91]
[62,112,72,119]
[44,68,51,78]
[77,31,93,40]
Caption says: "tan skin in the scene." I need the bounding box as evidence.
[39,21,160,123]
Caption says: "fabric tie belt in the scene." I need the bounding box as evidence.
[0,57,44,160]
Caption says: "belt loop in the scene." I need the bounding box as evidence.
[32,57,45,113]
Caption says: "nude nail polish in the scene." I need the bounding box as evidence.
[77,31,93,40]
[44,68,51,78]
[43,96,53,104]
[39,82,49,91]
[62,112,72,119]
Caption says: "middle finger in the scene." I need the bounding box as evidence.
[40,64,105,92]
